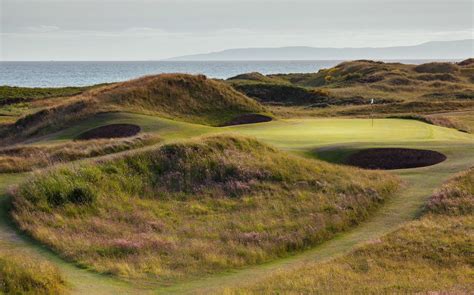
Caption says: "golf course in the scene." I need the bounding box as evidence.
[0,60,473,294]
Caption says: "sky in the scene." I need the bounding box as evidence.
[1,0,473,61]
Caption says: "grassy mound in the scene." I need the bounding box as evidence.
[11,135,399,282]
[458,58,474,67]
[3,74,266,141]
[426,167,473,215]
[0,250,66,294]
[229,167,474,294]
[228,60,474,117]
[227,72,285,84]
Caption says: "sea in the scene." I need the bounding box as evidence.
[0,60,459,88]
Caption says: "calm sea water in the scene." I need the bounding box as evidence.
[0,60,457,87]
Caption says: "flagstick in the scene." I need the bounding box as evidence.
[371,98,374,128]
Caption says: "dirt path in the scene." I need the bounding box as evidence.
[0,143,472,294]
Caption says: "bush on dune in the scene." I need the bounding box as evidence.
[11,135,399,282]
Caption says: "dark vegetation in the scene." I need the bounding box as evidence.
[76,124,141,140]
[11,135,399,281]
[345,148,447,170]
[231,167,474,293]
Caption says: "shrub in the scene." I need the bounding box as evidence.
[67,186,96,205]
[47,190,68,207]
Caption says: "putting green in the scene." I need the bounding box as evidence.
[225,118,473,150]
[0,113,473,294]
[47,113,473,150]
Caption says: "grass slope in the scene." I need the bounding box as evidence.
[11,135,398,283]
[1,74,266,143]
[228,167,474,294]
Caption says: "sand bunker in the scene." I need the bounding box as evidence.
[345,148,446,170]
[222,114,272,126]
[76,124,141,140]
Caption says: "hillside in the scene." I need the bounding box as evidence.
[0,74,266,142]
[168,40,473,61]
[229,167,474,293]
[11,135,399,282]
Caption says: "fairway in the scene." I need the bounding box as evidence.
[0,114,473,294]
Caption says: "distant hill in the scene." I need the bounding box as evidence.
[168,40,473,61]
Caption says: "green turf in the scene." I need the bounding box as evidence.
[0,114,472,294]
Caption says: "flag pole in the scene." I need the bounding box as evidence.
[371,98,374,127]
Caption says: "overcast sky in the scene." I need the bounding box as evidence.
[1,0,472,61]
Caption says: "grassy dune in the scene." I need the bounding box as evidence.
[228,167,474,294]
[0,60,472,294]
[11,135,399,282]
[1,74,266,143]
[229,60,474,120]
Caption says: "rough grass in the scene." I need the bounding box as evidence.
[0,250,67,294]
[0,134,161,173]
[426,110,474,133]
[11,135,399,282]
[228,167,474,294]
[228,60,474,118]
[2,74,266,142]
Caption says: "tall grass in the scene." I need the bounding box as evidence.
[228,167,474,294]
[11,135,399,282]
[0,250,67,294]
